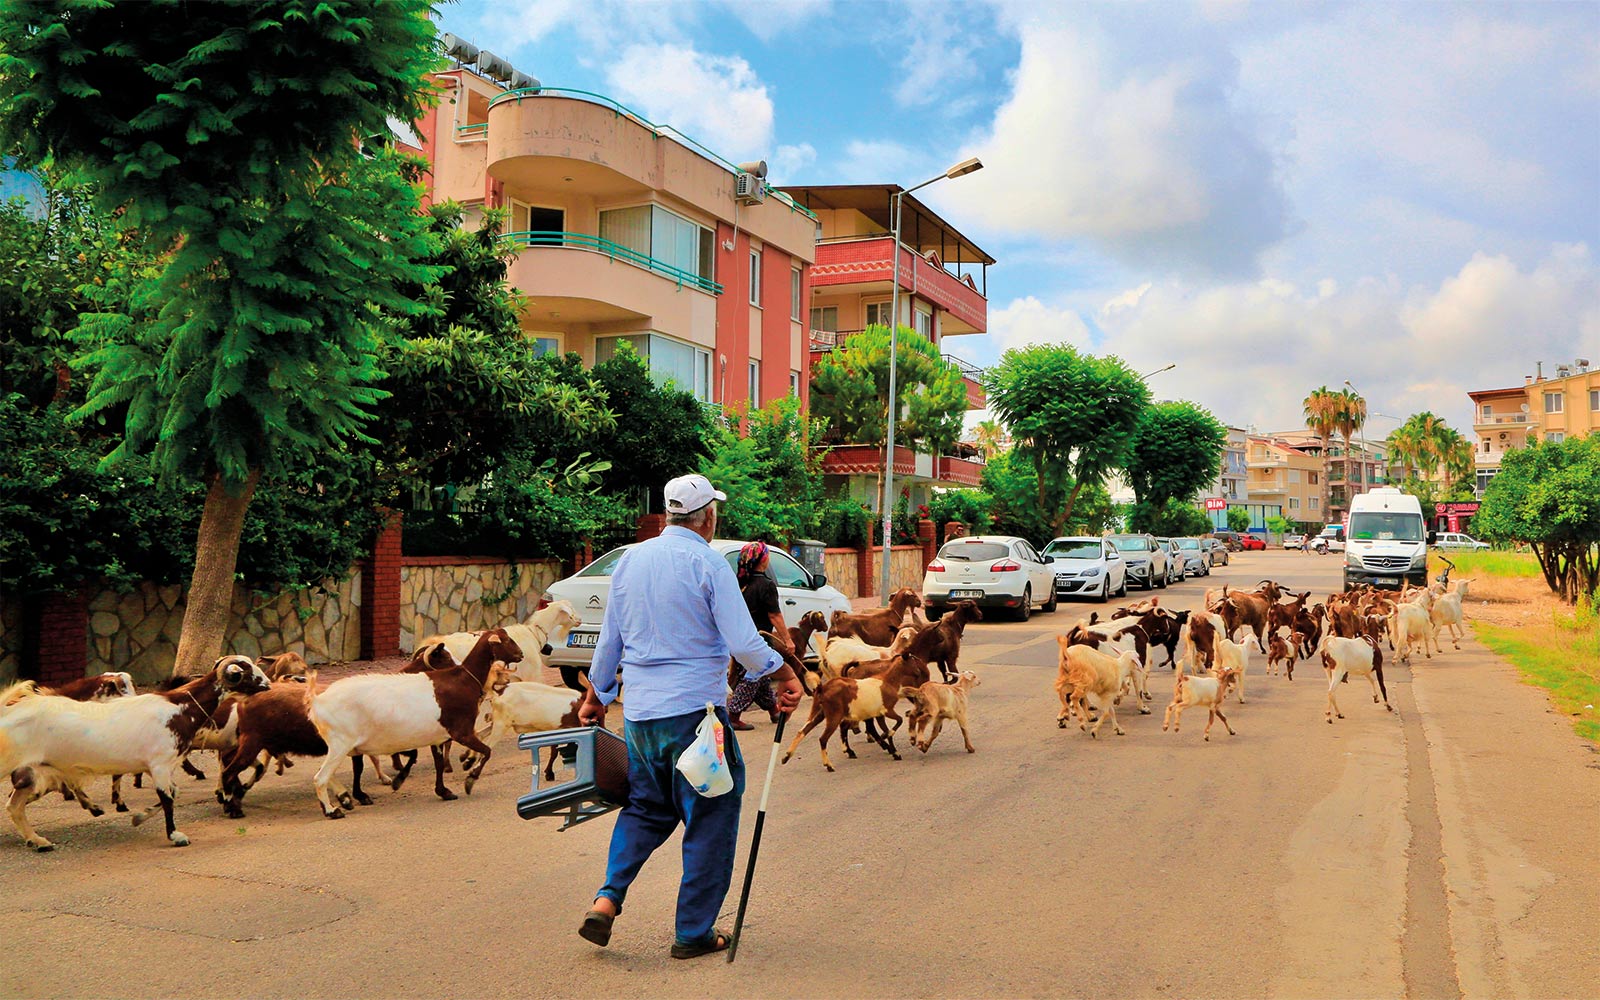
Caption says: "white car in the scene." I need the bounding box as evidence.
[1173,537,1211,577]
[545,539,852,678]
[1042,535,1127,602]
[923,534,1058,621]
[1434,531,1490,551]
[1283,533,1307,551]
[1107,533,1169,590]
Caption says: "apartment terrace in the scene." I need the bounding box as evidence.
[807,329,987,409]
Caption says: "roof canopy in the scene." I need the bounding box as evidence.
[778,184,996,266]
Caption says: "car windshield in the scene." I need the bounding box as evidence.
[1044,540,1102,559]
[1349,512,1424,542]
[940,541,1010,561]
[1109,536,1150,552]
[576,546,630,577]
[1178,539,1201,549]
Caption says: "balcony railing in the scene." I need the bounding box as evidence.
[455,122,488,141]
[485,86,818,222]
[1476,414,1529,425]
[500,230,722,295]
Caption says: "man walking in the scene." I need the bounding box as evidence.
[576,473,804,959]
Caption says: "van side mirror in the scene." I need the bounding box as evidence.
[810,571,828,589]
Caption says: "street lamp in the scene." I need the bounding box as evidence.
[1140,363,1176,380]
[880,157,983,605]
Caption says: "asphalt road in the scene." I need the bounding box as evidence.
[4,552,1597,999]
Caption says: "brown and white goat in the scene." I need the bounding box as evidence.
[414,599,580,674]
[827,587,924,646]
[1054,639,1143,738]
[1267,632,1294,679]
[1161,660,1239,741]
[1320,634,1391,722]
[1,657,271,851]
[306,629,522,817]
[781,654,928,771]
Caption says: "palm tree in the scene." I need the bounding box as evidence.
[972,418,1006,461]
[1333,387,1367,496]
[1436,425,1474,496]
[1303,385,1341,526]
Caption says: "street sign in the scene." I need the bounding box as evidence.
[1204,498,1227,511]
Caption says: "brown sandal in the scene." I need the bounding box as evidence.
[671,929,731,960]
[579,909,615,947]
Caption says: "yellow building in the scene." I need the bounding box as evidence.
[1247,436,1326,526]
[1468,360,1597,496]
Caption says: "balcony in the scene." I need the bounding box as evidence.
[810,236,987,334]
[937,455,985,487]
[500,231,719,329]
[807,333,986,410]
[821,444,915,478]
[1473,413,1532,430]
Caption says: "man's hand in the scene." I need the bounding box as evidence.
[771,670,804,714]
[578,692,607,726]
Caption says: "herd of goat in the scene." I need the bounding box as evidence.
[0,568,1472,851]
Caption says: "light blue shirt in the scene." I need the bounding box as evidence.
[590,526,785,722]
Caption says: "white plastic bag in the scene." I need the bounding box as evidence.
[676,703,734,798]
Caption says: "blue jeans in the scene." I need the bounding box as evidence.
[596,707,745,947]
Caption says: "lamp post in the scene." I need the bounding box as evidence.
[880,157,983,605]
[1140,363,1176,380]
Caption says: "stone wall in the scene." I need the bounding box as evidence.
[399,558,566,654]
[823,549,859,599]
[84,575,363,684]
[872,546,927,594]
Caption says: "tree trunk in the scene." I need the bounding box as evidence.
[1321,434,1331,526]
[1054,480,1086,537]
[172,469,261,676]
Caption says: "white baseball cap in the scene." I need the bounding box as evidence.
[664,473,727,514]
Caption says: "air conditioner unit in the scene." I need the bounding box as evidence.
[734,171,766,204]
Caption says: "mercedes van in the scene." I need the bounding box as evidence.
[1343,487,1430,590]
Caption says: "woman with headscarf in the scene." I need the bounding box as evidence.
[728,540,795,730]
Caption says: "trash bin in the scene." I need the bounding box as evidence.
[791,539,826,582]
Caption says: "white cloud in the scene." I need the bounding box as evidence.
[948,22,1291,276]
[893,8,983,108]
[988,296,1094,354]
[721,0,831,42]
[1087,245,1600,434]
[473,0,688,53]
[770,142,817,184]
[834,139,920,183]
[604,44,775,162]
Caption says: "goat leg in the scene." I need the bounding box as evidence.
[388,750,417,792]
[181,755,207,782]
[8,770,56,852]
[349,754,374,806]
[429,746,458,800]
[456,732,493,795]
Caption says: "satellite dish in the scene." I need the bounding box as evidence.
[1520,402,1530,412]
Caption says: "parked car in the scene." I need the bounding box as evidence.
[1312,524,1347,553]
[923,535,1058,621]
[1042,535,1128,602]
[1174,537,1211,576]
[1282,533,1307,551]
[546,539,853,678]
[1204,537,1230,566]
[1210,530,1244,551]
[1107,533,1169,590]
[1434,531,1490,551]
[1154,537,1187,583]
[1239,533,1267,550]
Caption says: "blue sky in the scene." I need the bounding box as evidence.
[437,0,1600,435]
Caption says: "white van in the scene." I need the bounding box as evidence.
[1343,487,1430,590]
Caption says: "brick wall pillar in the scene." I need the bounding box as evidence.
[34,588,90,686]
[855,546,875,600]
[916,519,936,567]
[636,513,666,542]
[359,510,403,660]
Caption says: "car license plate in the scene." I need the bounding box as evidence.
[1376,577,1398,586]
[949,589,983,598]
[567,632,598,648]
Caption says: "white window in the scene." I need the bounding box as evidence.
[810,305,838,332]
[749,249,762,306]
[913,306,932,338]
[597,205,715,288]
[1590,389,1599,411]
[1547,431,1565,443]
[530,335,561,356]
[791,268,803,321]
[1288,469,1301,484]
[789,370,801,396]
[1544,391,1563,413]
[748,360,760,407]
[594,333,712,402]
[1289,497,1300,509]
[1310,497,1320,510]
[1481,403,1492,418]
[865,300,893,328]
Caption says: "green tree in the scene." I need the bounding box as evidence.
[971,418,1006,461]
[1475,435,1600,603]
[984,344,1151,536]
[591,344,711,509]
[1334,387,1368,486]
[810,324,968,499]
[1,0,442,672]
[700,396,827,544]
[1226,506,1251,533]
[981,449,1114,543]
[1303,385,1340,523]
[1266,514,1293,537]
[1129,499,1212,537]
[1125,400,1227,508]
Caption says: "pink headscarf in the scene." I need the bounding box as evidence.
[737,540,770,585]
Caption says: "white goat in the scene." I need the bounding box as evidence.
[1429,589,1466,650]
[1389,590,1437,664]
[1213,636,1252,704]
[814,626,918,681]
[416,600,580,674]
[1161,660,1239,741]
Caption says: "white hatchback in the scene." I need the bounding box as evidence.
[545,539,852,681]
[1042,536,1127,603]
[922,535,1058,621]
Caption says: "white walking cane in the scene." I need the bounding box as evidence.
[726,701,789,963]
